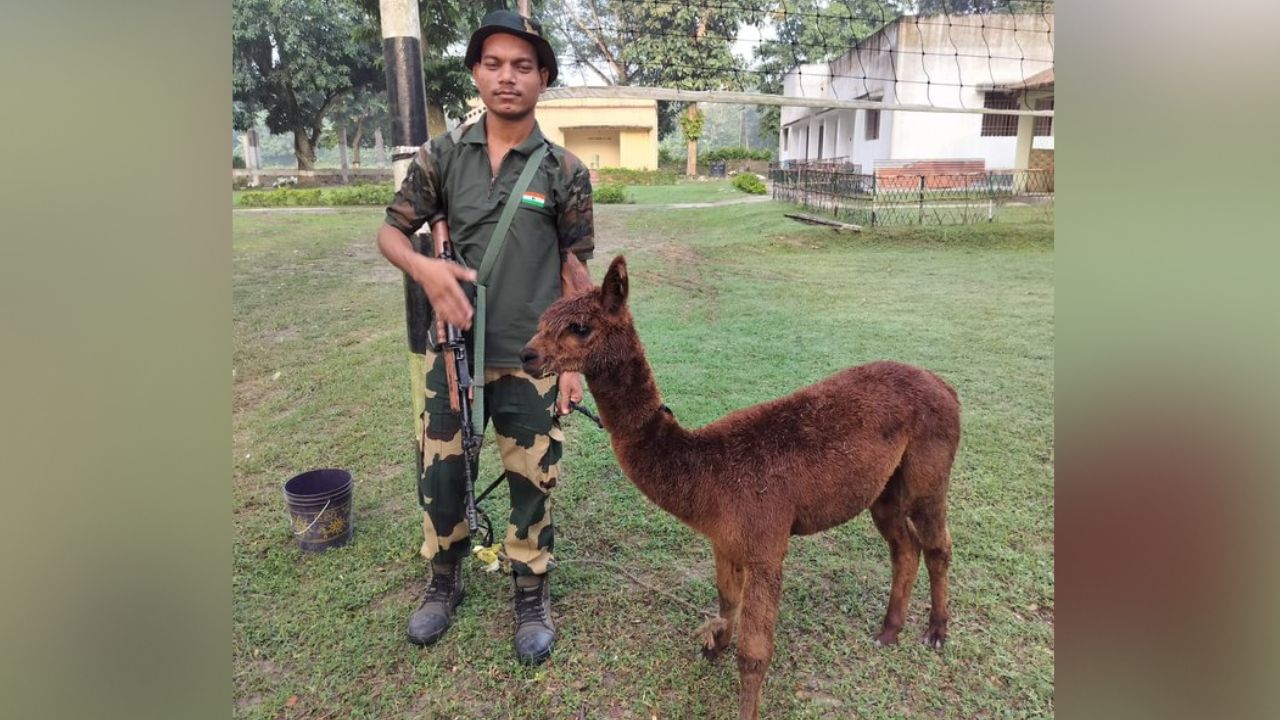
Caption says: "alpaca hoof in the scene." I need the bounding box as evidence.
[921,626,947,650]
[873,628,901,647]
[692,616,729,661]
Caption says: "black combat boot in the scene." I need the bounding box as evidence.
[406,559,465,646]
[512,573,555,664]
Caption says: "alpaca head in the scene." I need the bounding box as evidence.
[521,255,633,378]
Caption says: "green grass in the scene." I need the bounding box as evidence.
[233,202,1053,718]
[626,179,745,205]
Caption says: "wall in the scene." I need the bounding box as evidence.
[889,14,1053,169]
[778,14,1054,171]
[535,98,658,169]
[562,128,620,169]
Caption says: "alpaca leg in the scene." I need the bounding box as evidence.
[703,546,747,661]
[911,498,952,649]
[735,562,782,720]
[870,494,922,647]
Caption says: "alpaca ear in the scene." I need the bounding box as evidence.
[560,251,591,295]
[601,255,629,314]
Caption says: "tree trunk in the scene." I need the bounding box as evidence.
[685,104,700,177]
[427,103,447,138]
[374,127,386,166]
[293,128,316,171]
[351,118,364,169]
[339,125,350,184]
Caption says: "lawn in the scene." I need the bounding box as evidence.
[232,200,1053,719]
[233,179,749,208]
[625,179,746,205]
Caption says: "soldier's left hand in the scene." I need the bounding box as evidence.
[556,373,584,416]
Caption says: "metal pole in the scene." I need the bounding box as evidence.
[918,175,925,225]
[379,0,432,473]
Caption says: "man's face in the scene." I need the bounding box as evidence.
[472,33,548,121]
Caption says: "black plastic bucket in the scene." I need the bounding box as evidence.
[282,468,354,552]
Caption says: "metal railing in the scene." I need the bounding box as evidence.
[768,162,1053,226]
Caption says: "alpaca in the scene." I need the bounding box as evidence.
[521,256,961,720]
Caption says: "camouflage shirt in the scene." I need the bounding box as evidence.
[385,115,595,367]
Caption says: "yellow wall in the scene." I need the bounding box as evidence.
[562,128,620,169]
[537,98,658,170]
[462,97,659,170]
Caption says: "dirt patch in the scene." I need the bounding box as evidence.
[262,325,301,344]
[233,657,289,711]
[232,374,284,418]
[592,206,670,256]
[345,236,402,284]
[335,327,394,347]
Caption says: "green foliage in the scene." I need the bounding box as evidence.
[701,147,774,162]
[352,0,495,122]
[232,154,246,169]
[595,168,677,186]
[678,105,706,142]
[325,184,395,206]
[915,0,1048,12]
[592,183,632,204]
[546,0,768,134]
[691,104,774,154]
[731,172,768,195]
[657,147,678,165]
[237,184,394,208]
[755,1,896,138]
[232,0,382,168]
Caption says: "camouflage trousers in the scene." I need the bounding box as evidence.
[413,350,563,576]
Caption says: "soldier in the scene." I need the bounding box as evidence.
[375,9,594,665]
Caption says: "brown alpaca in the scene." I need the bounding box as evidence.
[522,256,961,720]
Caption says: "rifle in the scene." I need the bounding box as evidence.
[429,220,483,536]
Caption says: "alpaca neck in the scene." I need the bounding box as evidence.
[585,327,701,519]
[586,329,668,438]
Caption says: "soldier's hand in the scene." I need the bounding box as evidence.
[556,372,584,416]
[415,257,476,329]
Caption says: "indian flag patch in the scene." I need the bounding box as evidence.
[520,191,546,209]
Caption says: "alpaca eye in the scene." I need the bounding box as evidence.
[568,323,591,338]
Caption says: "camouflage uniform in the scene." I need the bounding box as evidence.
[419,351,564,574]
[385,114,594,576]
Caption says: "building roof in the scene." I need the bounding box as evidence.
[991,67,1054,92]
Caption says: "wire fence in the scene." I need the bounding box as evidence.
[768,161,1052,226]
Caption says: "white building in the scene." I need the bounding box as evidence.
[778,13,1054,175]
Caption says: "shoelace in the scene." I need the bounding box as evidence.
[421,569,456,604]
[514,583,547,626]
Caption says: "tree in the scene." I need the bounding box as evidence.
[544,0,637,85]
[233,0,383,170]
[320,90,390,169]
[753,1,896,139]
[353,1,499,137]
[910,0,1049,13]
[547,0,767,169]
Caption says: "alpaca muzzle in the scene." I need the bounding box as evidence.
[519,346,547,377]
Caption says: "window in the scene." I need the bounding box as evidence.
[817,124,825,158]
[865,108,880,140]
[982,91,1019,136]
[1033,96,1054,137]
[783,127,789,151]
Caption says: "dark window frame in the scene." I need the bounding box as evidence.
[982,91,1019,137]
[1033,96,1054,137]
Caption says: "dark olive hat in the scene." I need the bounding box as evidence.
[464,9,558,85]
